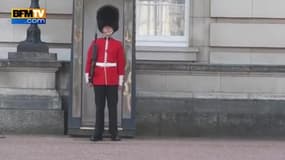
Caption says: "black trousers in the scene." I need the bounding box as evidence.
[93,85,118,137]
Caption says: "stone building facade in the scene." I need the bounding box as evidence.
[1,0,285,136]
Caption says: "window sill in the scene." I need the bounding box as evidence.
[136,41,188,47]
[136,46,199,62]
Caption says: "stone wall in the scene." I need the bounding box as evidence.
[136,61,285,137]
[210,0,285,65]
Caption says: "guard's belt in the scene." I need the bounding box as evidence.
[96,62,117,67]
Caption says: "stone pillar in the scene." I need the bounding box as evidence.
[0,0,64,134]
[0,61,64,134]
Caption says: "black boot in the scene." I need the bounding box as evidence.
[111,135,121,141]
[90,135,103,142]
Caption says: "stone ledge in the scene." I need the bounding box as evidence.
[137,46,199,53]
[136,60,285,73]
[0,60,62,68]
[137,91,285,100]
[136,47,198,61]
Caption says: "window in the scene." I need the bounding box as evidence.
[136,0,190,47]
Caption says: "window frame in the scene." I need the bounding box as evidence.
[136,0,190,47]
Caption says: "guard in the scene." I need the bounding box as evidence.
[85,5,125,141]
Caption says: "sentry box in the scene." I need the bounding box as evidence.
[69,0,136,137]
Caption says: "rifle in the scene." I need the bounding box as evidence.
[88,33,98,83]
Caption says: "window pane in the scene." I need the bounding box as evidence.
[137,0,186,37]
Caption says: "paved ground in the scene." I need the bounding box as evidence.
[0,135,285,160]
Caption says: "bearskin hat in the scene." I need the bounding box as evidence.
[97,5,119,33]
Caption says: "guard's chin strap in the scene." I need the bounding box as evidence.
[103,35,112,39]
[103,31,114,38]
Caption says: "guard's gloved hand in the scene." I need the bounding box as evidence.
[85,73,93,87]
[119,75,124,87]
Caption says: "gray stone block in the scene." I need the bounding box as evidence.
[0,95,61,110]
[0,109,64,134]
[0,89,61,110]
[8,52,57,61]
[136,97,285,137]
[0,60,61,68]
[0,59,65,135]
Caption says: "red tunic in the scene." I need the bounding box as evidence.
[85,37,125,86]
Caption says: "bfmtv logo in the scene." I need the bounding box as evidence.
[11,8,47,24]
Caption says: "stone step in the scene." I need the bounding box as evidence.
[0,88,61,110]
